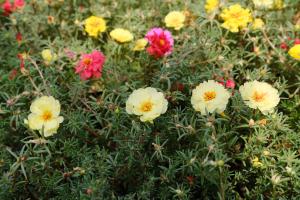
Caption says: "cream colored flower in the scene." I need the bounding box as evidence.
[239,80,280,114]
[191,80,231,115]
[164,11,185,30]
[41,49,57,65]
[126,87,168,122]
[252,0,273,9]
[24,96,64,137]
[133,38,148,51]
[110,28,133,43]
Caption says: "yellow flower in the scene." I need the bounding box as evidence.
[110,28,133,43]
[24,96,64,137]
[252,0,273,9]
[85,16,106,37]
[288,44,300,60]
[164,11,185,30]
[133,38,148,51]
[273,0,284,9]
[41,49,57,65]
[220,4,252,33]
[252,18,265,30]
[191,80,231,115]
[205,0,220,14]
[239,80,280,114]
[252,156,263,168]
[126,87,168,122]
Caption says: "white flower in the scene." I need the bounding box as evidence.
[24,96,64,137]
[239,80,280,114]
[126,87,168,122]
[191,80,231,115]
[252,0,274,9]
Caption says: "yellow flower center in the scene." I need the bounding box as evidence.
[90,20,101,27]
[230,12,242,19]
[42,111,52,121]
[83,58,92,65]
[140,101,153,112]
[252,91,266,102]
[204,91,216,101]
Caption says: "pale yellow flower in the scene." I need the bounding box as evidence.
[164,11,185,30]
[220,4,252,33]
[85,16,106,37]
[252,18,265,30]
[191,80,231,115]
[24,96,64,137]
[252,0,273,9]
[110,28,133,43]
[126,87,168,122]
[41,49,57,65]
[205,0,220,14]
[288,45,300,60]
[239,80,280,114]
[133,39,148,51]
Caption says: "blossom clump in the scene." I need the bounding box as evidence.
[145,28,174,58]
[191,80,231,115]
[220,4,252,33]
[288,45,300,60]
[75,50,105,80]
[110,28,133,43]
[164,11,185,30]
[205,0,220,14]
[85,16,106,37]
[24,96,64,137]
[126,87,168,122]
[239,80,280,114]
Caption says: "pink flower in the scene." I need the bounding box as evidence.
[1,0,12,16]
[13,0,25,10]
[225,79,235,89]
[75,50,105,80]
[1,0,24,16]
[294,38,300,45]
[145,27,174,58]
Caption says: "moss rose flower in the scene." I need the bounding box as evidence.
[239,80,280,114]
[191,80,231,115]
[126,87,168,122]
[75,50,105,80]
[145,27,174,58]
[24,96,64,137]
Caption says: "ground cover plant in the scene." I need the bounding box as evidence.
[1,0,300,199]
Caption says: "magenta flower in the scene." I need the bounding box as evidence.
[75,50,105,80]
[145,28,174,58]
[225,79,235,89]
